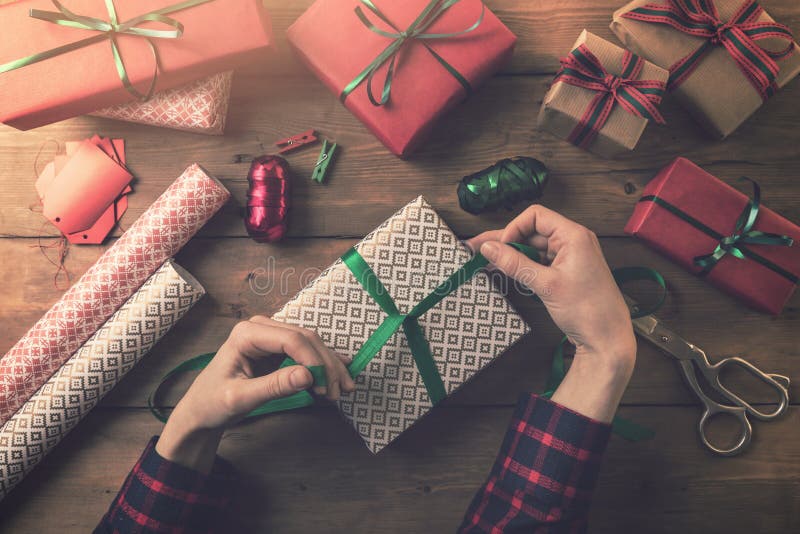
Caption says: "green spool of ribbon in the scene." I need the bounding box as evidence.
[457,157,549,215]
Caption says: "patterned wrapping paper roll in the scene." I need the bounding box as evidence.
[0,260,205,501]
[0,164,229,425]
[90,72,234,135]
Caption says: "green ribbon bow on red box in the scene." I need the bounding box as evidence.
[0,0,214,101]
[340,0,485,106]
[640,177,796,280]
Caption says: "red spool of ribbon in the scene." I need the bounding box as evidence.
[245,155,291,243]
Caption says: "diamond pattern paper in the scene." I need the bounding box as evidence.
[272,196,530,453]
[0,260,205,501]
[0,164,229,425]
[91,72,233,135]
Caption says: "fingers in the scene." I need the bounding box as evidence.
[247,316,355,400]
[465,230,503,253]
[500,205,579,254]
[479,241,557,298]
[234,365,314,415]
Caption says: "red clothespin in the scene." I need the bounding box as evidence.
[275,129,318,154]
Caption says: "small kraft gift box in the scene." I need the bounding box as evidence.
[611,0,800,138]
[538,30,669,158]
[271,196,530,452]
[287,0,517,157]
[625,157,800,314]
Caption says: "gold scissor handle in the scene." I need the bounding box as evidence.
[677,359,753,456]
[704,356,790,421]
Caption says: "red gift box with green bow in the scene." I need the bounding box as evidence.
[625,157,800,314]
[287,0,516,157]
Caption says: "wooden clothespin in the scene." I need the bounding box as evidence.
[275,129,318,154]
[311,139,338,183]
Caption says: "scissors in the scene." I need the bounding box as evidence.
[626,296,790,456]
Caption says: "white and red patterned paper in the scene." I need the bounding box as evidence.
[0,260,205,501]
[91,72,234,135]
[0,164,229,425]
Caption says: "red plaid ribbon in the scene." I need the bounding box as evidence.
[553,44,666,149]
[622,0,795,99]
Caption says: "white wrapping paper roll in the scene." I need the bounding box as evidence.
[0,260,205,501]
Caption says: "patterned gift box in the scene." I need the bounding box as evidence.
[271,196,530,453]
[91,71,233,135]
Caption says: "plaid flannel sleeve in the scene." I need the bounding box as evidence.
[95,436,236,534]
[458,394,612,534]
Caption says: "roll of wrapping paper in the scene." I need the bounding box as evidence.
[0,164,229,425]
[0,260,205,501]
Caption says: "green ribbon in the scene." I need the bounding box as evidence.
[539,266,666,442]
[150,242,541,421]
[0,0,213,101]
[640,178,796,281]
[150,245,666,444]
[340,0,484,106]
[457,157,549,215]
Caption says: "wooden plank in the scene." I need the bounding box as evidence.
[0,405,797,533]
[2,73,799,239]
[2,237,796,408]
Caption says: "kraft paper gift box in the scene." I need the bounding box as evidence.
[271,196,530,452]
[0,0,271,130]
[91,71,233,135]
[537,30,669,157]
[611,0,800,138]
[287,0,516,157]
[625,157,800,314]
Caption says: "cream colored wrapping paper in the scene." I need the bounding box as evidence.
[538,30,669,157]
[0,260,205,501]
[272,196,530,453]
[91,72,234,135]
[611,0,800,138]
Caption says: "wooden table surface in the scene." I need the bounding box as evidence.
[1,1,799,532]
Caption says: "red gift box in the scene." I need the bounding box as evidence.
[0,0,271,130]
[287,0,516,157]
[625,157,800,314]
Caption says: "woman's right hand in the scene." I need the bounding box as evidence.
[467,205,636,422]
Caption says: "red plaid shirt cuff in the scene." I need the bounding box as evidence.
[95,436,237,534]
[458,393,612,533]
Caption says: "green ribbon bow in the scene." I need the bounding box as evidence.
[640,178,796,281]
[0,0,213,101]
[340,0,484,106]
[692,178,794,274]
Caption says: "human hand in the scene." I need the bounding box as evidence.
[467,205,635,422]
[156,316,354,472]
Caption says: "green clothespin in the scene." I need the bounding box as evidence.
[311,139,337,183]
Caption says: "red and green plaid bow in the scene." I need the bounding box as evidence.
[553,44,666,149]
[622,0,795,99]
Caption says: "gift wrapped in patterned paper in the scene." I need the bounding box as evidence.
[91,71,233,135]
[271,196,530,453]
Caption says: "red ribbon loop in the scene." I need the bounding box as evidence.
[622,0,796,100]
[552,44,667,149]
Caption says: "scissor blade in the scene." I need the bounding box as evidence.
[627,299,700,362]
